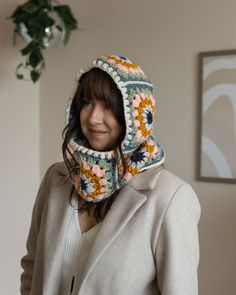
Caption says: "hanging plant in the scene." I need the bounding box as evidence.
[9,0,78,83]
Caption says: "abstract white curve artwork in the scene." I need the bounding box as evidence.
[198,50,236,183]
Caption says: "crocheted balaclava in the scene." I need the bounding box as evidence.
[66,55,165,202]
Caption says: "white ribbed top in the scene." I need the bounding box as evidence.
[60,208,101,295]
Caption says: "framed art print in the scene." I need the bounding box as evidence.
[198,49,236,183]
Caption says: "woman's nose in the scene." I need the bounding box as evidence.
[89,104,103,124]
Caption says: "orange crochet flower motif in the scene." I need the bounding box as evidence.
[126,165,139,176]
[117,157,139,183]
[106,55,144,75]
[74,162,107,201]
[143,138,159,158]
[132,93,155,142]
[118,138,159,183]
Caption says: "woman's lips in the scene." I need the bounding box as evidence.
[89,129,107,138]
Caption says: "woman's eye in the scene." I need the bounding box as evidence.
[82,98,92,106]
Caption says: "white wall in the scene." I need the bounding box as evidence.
[41,1,236,294]
[0,1,40,293]
[1,0,236,294]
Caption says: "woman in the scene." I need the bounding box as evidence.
[20,55,201,295]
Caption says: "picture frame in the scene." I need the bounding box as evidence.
[197,49,236,183]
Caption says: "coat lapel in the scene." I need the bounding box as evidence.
[43,177,74,295]
[77,184,147,293]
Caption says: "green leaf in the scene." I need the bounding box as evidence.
[21,42,34,55]
[26,24,43,40]
[11,11,30,25]
[9,6,24,19]
[31,70,40,83]
[27,14,54,39]
[56,25,63,32]
[15,62,25,80]
[54,5,78,44]
[29,50,43,68]
[38,0,53,8]
[22,3,39,14]
[38,10,55,26]
[54,5,78,29]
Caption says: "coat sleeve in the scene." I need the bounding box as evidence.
[20,164,55,295]
[155,183,201,295]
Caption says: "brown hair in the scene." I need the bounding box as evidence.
[62,68,126,221]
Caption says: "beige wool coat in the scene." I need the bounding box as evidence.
[20,162,201,295]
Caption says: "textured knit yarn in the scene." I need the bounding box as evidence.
[66,55,165,202]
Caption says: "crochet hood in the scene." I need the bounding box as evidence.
[66,55,165,202]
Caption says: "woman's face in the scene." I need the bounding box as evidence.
[80,97,124,151]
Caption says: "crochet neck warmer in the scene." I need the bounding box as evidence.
[66,55,165,202]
